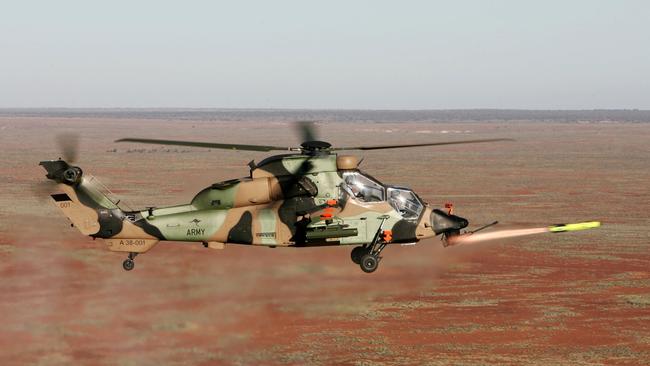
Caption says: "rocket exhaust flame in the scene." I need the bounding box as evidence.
[448,227,549,246]
[446,221,601,246]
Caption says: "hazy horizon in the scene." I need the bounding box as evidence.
[1,1,649,109]
[3,108,650,123]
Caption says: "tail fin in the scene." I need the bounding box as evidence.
[40,160,123,237]
[40,160,161,254]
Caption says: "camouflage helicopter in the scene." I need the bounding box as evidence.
[40,123,512,273]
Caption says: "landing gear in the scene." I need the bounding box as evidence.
[360,253,379,273]
[351,246,369,264]
[122,259,135,271]
[356,215,391,274]
[122,252,138,271]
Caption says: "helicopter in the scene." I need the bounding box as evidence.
[40,123,589,273]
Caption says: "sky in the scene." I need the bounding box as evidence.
[1,0,649,109]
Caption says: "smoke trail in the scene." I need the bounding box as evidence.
[449,227,549,246]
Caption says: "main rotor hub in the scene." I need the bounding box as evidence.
[300,140,332,154]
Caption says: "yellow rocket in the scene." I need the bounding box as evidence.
[548,221,601,233]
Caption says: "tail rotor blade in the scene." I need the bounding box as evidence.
[56,133,80,162]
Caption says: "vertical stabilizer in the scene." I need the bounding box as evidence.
[40,160,122,237]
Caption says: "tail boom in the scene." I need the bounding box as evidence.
[41,160,161,253]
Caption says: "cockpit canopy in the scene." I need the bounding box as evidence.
[342,171,385,202]
[341,171,424,219]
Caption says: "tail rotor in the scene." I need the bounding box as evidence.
[33,133,82,200]
[55,132,80,163]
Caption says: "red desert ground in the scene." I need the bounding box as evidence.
[1,110,649,365]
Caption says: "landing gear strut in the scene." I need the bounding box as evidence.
[354,215,391,273]
[122,252,138,271]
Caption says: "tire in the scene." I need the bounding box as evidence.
[351,246,368,264]
[122,259,135,271]
[360,254,379,273]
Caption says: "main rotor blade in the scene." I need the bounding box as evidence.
[115,138,293,152]
[296,121,319,143]
[332,138,514,151]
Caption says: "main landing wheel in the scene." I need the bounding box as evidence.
[351,246,368,264]
[122,259,135,271]
[360,254,379,273]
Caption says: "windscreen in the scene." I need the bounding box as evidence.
[387,187,423,219]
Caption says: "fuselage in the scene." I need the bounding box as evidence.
[127,153,434,248]
[41,153,469,256]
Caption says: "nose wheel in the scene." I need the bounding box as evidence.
[122,252,138,271]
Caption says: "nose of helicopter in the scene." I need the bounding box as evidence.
[429,209,469,236]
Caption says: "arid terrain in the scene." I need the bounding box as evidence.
[1,111,649,365]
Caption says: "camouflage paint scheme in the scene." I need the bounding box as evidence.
[40,154,455,257]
